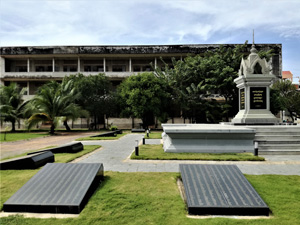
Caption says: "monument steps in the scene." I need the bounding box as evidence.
[250,126,300,154]
[255,135,300,141]
[259,150,300,155]
[258,144,300,150]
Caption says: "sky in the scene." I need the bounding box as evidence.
[0,0,300,79]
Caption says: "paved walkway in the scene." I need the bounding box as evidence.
[1,133,300,175]
[78,134,300,175]
[0,132,98,159]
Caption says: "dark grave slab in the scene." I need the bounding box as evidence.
[115,129,123,134]
[179,164,269,216]
[28,142,83,155]
[131,129,145,133]
[90,131,117,137]
[3,163,104,214]
[0,152,54,170]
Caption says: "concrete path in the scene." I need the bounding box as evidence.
[78,134,300,175]
[0,132,98,159]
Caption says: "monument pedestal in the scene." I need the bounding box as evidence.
[232,109,277,124]
[162,124,255,153]
[231,43,278,125]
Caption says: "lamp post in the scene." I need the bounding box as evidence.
[254,141,258,156]
[135,140,139,156]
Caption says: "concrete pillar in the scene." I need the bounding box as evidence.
[154,57,157,69]
[52,58,55,72]
[129,58,132,72]
[78,57,80,72]
[103,58,106,72]
[27,58,30,72]
[27,81,29,95]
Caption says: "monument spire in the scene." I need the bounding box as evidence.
[250,29,258,54]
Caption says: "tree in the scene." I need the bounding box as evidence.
[65,73,112,130]
[272,79,300,122]
[27,80,86,134]
[118,72,170,128]
[0,83,28,132]
[154,42,249,122]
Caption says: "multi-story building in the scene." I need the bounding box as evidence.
[1,44,282,101]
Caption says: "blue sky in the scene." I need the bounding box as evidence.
[1,0,299,79]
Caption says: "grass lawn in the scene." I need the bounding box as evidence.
[76,132,129,141]
[1,145,101,163]
[131,144,265,161]
[0,132,49,142]
[54,145,101,163]
[145,131,163,139]
[0,171,299,225]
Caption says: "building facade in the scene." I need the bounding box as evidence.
[1,44,282,100]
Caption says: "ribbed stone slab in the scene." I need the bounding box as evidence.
[0,152,54,170]
[180,164,269,216]
[28,142,83,155]
[3,163,103,214]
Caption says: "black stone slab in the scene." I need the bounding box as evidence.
[3,163,104,214]
[90,131,117,137]
[180,164,269,216]
[131,129,145,133]
[28,142,83,155]
[0,152,54,170]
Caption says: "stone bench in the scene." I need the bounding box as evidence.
[0,152,54,170]
[28,142,84,155]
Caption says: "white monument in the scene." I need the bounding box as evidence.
[162,124,255,153]
[231,39,278,124]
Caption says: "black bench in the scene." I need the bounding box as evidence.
[28,142,84,155]
[0,152,54,170]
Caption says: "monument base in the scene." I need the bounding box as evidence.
[162,124,255,153]
[231,110,278,125]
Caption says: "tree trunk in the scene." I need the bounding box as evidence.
[50,124,55,134]
[63,121,71,131]
[11,121,16,132]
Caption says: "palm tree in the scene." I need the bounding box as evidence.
[27,80,87,134]
[0,83,28,132]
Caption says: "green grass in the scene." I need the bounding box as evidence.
[1,145,101,163]
[145,131,163,139]
[0,172,299,224]
[54,145,101,163]
[0,132,49,142]
[76,132,129,141]
[131,144,265,161]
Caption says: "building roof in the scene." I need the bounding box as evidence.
[282,71,293,76]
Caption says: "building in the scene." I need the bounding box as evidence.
[1,44,282,100]
[282,71,293,81]
[282,71,300,90]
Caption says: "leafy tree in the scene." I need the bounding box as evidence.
[65,73,112,130]
[118,72,170,128]
[27,80,86,134]
[154,42,249,122]
[0,83,28,132]
[272,79,300,122]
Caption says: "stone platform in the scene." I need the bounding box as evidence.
[180,164,269,216]
[162,124,255,153]
[3,163,104,214]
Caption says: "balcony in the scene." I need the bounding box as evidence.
[1,71,135,80]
